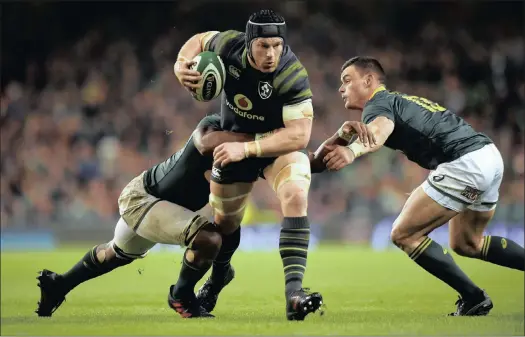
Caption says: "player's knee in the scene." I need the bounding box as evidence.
[449,237,482,258]
[192,224,222,259]
[390,225,412,249]
[95,242,135,269]
[279,183,308,214]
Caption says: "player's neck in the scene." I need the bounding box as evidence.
[368,84,386,101]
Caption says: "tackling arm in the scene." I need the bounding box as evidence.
[194,127,254,156]
[346,116,394,158]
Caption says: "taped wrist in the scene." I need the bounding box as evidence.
[244,141,262,158]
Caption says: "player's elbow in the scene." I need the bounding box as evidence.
[193,130,212,156]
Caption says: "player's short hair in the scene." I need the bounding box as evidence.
[249,9,285,24]
[341,56,386,83]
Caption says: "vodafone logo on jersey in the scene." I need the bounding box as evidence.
[233,94,253,111]
[226,94,265,122]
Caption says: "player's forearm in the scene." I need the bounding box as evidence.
[246,126,310,158]
[347,123,388,157]
[175,33,205,64]
[195,131,254,156]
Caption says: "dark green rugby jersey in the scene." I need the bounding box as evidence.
[204,30,313,134]
[362,87,493,170]
[142,115,220,211]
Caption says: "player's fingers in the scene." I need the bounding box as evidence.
[183,81,202,90]
[368,126,377,145]
[335,159,347,171]
[358,123,368,146]
[213,145,223,157]
[220,157,232,168]
[367,129,376,146]
[323,150,336,163]
[213,155,225,168]
[181,74,202,82]
[213,150,227,163]
[325,155,340,170]
[180,68,201,77]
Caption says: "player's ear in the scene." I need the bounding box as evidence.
[364,74,372,88]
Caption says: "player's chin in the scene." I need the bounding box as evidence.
[260,68,276,73]
[260,64,277,73]
[344,101,359,110]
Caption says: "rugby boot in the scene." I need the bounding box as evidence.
[35,269,68,317]
[196,265,235,312]
[286,288,324,321]
[167,285,214,318]
[448,290,493,316]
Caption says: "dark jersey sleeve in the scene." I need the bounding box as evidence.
[196,114,221,131]
[362,101,395,125]
[274,58,313,106]
[203,30,243,59]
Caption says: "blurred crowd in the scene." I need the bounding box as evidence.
[1,2,523,242]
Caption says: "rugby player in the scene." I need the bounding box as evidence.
[35,115,254,319]
[318,56,525,316]
[174,9,323,320]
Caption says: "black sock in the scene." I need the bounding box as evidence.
[279,216,310,295]
[480,236,525,271]
[410,237,482,300]
[172,251,210,298]
[210,227,240,283]
[61,244,133,293]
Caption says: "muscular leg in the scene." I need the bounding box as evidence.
[134,201,222,306]
[449,209,524,270]
[208,182,253,283]
[264,151,312,296]
[35,218,152,317]
[390,187,487,304]
[262,151,322,320]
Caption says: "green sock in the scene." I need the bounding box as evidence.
[410,237,483,300]
[480,236,525,271]
[279,216,310,295]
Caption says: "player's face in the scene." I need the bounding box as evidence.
[250,37,283,73]
[339,65,370,110]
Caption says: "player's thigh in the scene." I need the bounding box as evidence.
[424,143,503,213]
[263,150,311,197]
[111,217,156,259]
[391,186,458,250]
[209,181,254,216]
[137,200,211,248]
[449,208,495,254]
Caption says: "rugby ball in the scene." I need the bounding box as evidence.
[191,51,226,102]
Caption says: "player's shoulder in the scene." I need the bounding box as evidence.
[272,46,309,98]
[205,30,245,56]
[366,88,395,109]
[361,88,396,123]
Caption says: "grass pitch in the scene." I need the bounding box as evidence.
[1,246,523,335]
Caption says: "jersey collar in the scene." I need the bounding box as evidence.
[369,85,386,100]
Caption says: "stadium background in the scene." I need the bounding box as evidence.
[1,2,524,335]
[1,1,524,251]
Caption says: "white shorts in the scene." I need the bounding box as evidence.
[111,172,214,258]
[422,143,504,213]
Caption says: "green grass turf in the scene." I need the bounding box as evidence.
[1,246,523,335]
